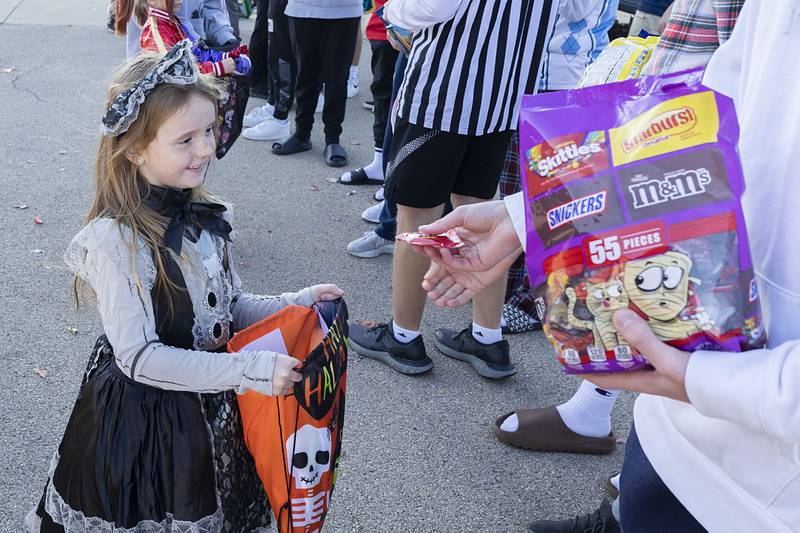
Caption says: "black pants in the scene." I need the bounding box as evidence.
[620,424,706,531]
[267,0,295,120]
[288,16,359,144]
[369,40,399,149]
[248,1,270,95]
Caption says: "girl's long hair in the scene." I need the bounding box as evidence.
[74,53,224,311]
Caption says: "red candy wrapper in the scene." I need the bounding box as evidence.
[396,230,464,248]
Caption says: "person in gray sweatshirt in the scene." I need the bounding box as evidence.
[271,0,361,167]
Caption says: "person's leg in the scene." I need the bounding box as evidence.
[225,0,241,38]
[619,424,706,531]
[286,16,322,144]
[348,117,466,373]
[347,26,362,97]
[319,17,360,146]
[269,0,295,121]
[370,41,399,151]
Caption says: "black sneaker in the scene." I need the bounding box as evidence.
[434,327,516,379]
[528,499,620,533]
[349,321,433,375]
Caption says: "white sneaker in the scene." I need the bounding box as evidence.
[361,201,384,224]
[242,116,290,141]
[374,186,385,202]
[347,231,394,258]
[347,72,360,98]
[243,104,275,128]
[316,93,324,114]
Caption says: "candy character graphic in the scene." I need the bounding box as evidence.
[565,277,630,359]
[622,251,712,340]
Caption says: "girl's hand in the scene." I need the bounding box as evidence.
[310,284,344,302]
[578,309,692,403]
[272,354,303,396]
[221,57,236,75]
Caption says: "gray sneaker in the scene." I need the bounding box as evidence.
[347,231,394,258]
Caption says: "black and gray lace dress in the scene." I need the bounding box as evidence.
[26,202,316,532]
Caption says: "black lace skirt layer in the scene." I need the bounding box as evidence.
[29,336,270,532]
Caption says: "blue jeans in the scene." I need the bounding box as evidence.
[620,424,706,532]
[374,52,407,241]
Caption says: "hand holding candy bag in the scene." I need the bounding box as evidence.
[519,68,766,374]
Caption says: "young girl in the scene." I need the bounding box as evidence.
[137,0,251,77]
[26,41,343,532]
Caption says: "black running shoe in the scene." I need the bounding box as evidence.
[349,321,433,375]
[434,327,516,379]
[528,499,619,533]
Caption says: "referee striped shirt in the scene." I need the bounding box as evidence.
[397,0,556,136]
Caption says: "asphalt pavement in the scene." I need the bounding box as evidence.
[0,1,634,531]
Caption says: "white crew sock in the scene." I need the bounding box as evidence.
[472,322,502,345]
[340,149,384,183]
[555,380,619,438]
[349,65,359,79]
[392,321,420,343]
[271,116,288,125]
[265,103,275,115]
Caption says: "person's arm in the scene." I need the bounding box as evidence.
[202,0,237,46]
[67,221,295,396]
[384,0,467,33]
[685,342,800,442]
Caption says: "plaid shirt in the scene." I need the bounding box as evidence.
[644,0,744,75]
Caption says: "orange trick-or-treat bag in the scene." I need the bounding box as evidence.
[227,299,348,532]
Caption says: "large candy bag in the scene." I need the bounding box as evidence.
[519,69,765,374]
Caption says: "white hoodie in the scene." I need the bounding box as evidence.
[506,1,800,529]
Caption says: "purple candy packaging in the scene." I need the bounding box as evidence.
[518,68,766,374]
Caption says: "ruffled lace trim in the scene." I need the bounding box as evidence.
[64,218,157,293]
[41,452,224,533]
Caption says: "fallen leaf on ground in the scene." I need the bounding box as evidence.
[66,326,78,335]
[325,177,338,183]
[33,367,48,378]
[14,204,28,209]
[58,168,65,172]
[31,249,44,254]
[58,150,67,155]
[25,160,36,164]
[309,185,320,192]
[345,190,356,196]
[34,216,43,225]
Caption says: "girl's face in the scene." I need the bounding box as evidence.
[137,93,216,190]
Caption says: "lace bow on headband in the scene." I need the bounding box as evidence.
[102,40,199,136]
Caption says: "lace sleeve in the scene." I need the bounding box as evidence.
[64,218,279,395]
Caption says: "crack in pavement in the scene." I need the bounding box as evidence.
[10,69,46,103]
[0,0,26,25]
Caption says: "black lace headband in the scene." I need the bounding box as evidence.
[102,40,199,136]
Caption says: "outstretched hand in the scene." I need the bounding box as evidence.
[579,309,692,403]
[410,201,522,307]
[414,200,522,273]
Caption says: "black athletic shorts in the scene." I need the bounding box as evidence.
[384,116,513,208]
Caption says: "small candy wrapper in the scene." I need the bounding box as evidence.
[396,230,464,248]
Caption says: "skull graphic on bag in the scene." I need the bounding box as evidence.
[286,425,332,489]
